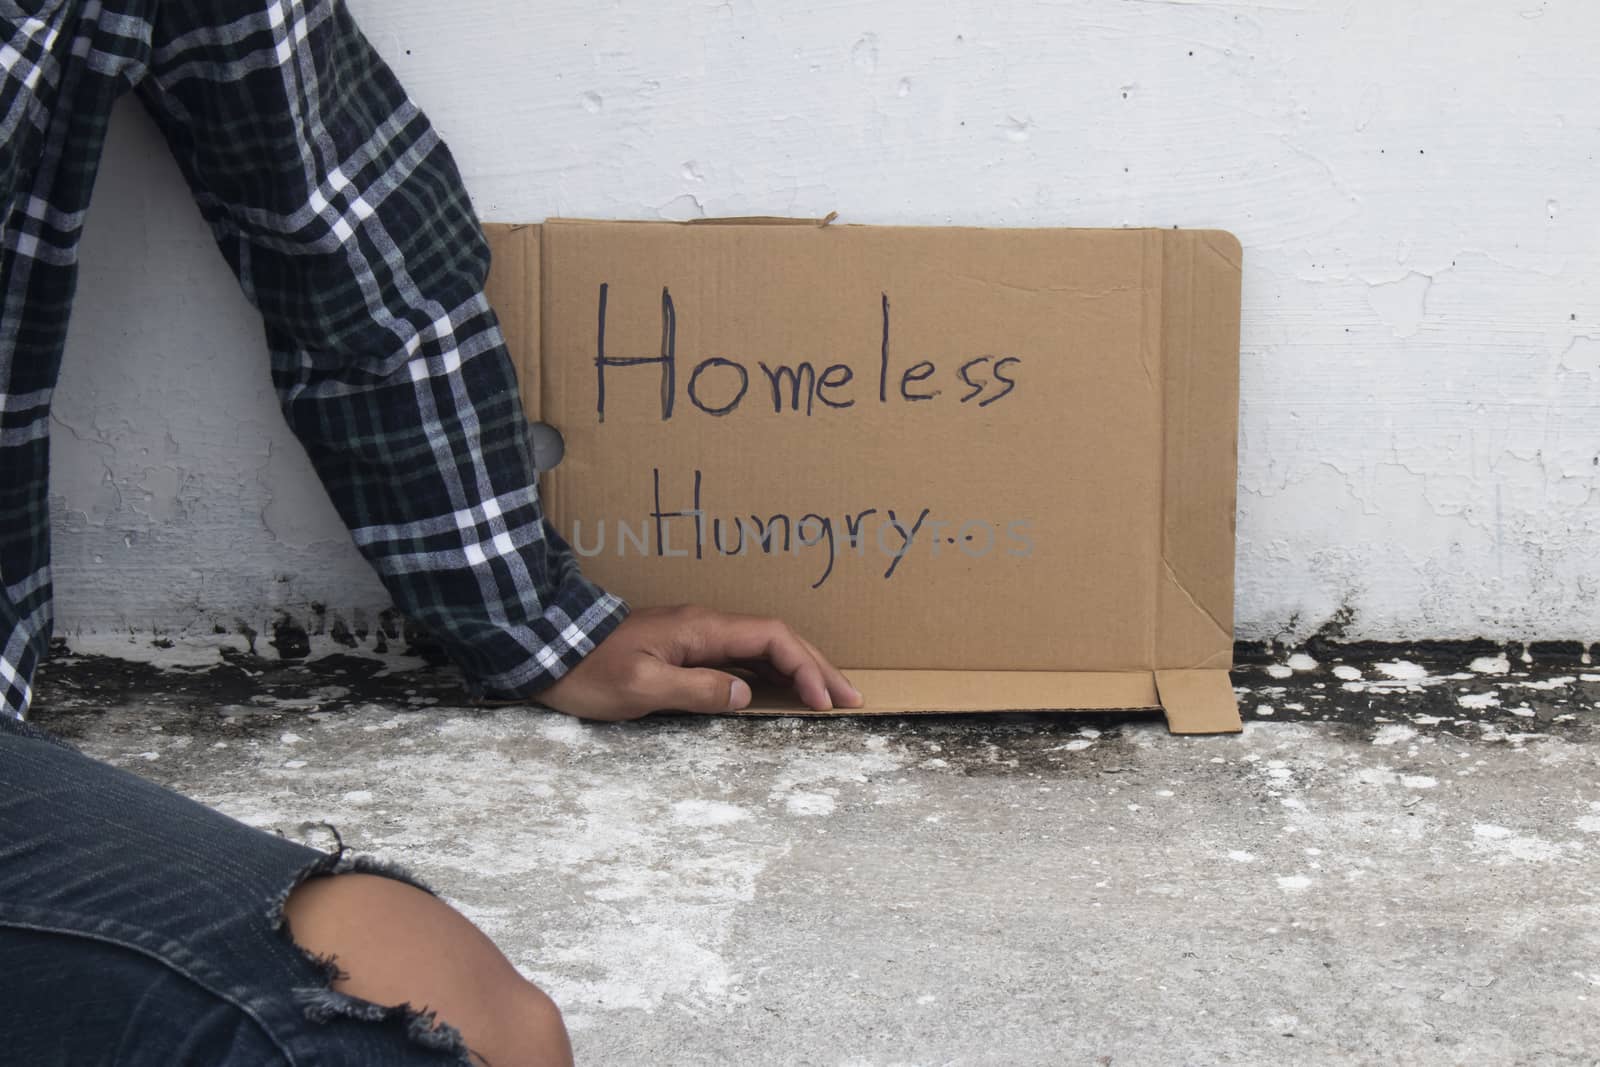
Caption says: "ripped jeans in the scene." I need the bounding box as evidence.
[0,715,473,1064]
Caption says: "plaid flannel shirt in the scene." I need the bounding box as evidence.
[0,0,627,719]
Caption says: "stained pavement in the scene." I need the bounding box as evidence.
[27,636,1600,1065]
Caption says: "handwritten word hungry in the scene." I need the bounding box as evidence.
[567,468,1035,590]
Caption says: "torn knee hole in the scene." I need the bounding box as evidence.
[273,848,473,1060]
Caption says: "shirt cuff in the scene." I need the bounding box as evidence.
[462,579,630,702]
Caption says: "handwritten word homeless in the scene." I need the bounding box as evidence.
[594,286,1022,420]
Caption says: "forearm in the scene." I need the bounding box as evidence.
[137,0,624,697]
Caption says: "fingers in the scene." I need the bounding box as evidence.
[729,660,791,688]
[633,659,753,714]
[686,616,830,709]
[795,634,864,709]
[674,611,861,712]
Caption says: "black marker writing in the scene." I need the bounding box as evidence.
[596,283,677,422]
[593,285,1021,420]
[880,507,932,580]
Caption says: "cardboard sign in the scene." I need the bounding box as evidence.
[483,220,1243,733]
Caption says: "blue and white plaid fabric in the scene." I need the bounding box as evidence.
[0,0,626,719]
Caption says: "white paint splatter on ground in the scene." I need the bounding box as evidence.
[784,792,837,817]
[1332,665,1363,681]
[1400,776,1438,789]
[532,714,598,749]
[1277,875,1313,891]
[1458,692,1500,709]
[766,747,910,802]
[1376,661,1427,681]
[1372,724,1418,746]
[1227,850,1255,863]
[1470,655,1511,675]
[1518,676,1577,691]
[1266,664,1294,679]
[1287,653,1318,671]
[522,787,775,1012]
[1352,766,1400,787]
[178,712,798,1022]
[671,799,751,827]
[1471,823,1576,863]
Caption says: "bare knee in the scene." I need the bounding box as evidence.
[284,873,572,1067]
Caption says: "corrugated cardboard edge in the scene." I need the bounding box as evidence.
[739,669,1159,716]
[482,220,1241,732]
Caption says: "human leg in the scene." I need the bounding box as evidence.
[285,873,574,1067]
[1,715,569,1064]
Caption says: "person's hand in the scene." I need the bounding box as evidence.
[539,606,863,722]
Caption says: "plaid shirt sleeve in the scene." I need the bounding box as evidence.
[135,2,627,699]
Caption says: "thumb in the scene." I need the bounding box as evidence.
[640,661,752,713]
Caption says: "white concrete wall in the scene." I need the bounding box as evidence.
[48,0,1600,645]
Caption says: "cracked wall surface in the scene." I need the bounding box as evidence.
[47,0,1600,644]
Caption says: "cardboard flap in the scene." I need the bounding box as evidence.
[1155,669,1243,734]
[1158,230,1242,671]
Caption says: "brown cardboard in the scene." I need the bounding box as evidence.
[483,220,1243,733]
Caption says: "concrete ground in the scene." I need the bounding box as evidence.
[28,638,1600,1066]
